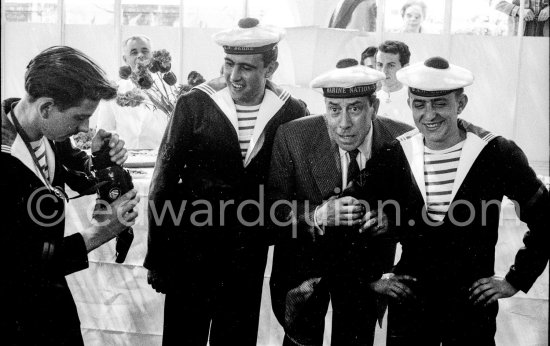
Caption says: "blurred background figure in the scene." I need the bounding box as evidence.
[187,70,206,87]
[360,47,382,91]
[180,70,207,93]
[399,0,427,33]
[495,0,549,36]
[375,40,414,126]
[360,46,378,68]
[328,0,378,32]
[95,35,169,150]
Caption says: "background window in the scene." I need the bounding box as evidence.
[248,0,316,27]
[181,0,243,28]
[122,0,180,27]
[65,0,114,25]
[4,0,57,23]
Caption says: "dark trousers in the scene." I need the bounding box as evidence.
[387,286,498,346]
[162,245,268,346]
[278,276,377,346]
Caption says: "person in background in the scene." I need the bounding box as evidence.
[187,70,206,87]
[361,46,381,91]
[399,0,427,33]
[329,0,378,32]
[375,40,415,126]
[4,45,139,345]
[144,18,309,345]
[495,0,549,36]
[268,58,413,346]
[360,46,378,69]
[95,35,169,149]
[180,70,207,94]
[354,56,549,345]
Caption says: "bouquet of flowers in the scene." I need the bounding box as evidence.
[117,49,187,119]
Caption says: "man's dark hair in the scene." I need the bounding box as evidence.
[187,70,206,86]
[454,88,464,99]
[360,46,378,65]
[336,58,359,68]
[261,46,278,67]
[187,71,201,80]
[366,94,378,108]
[378,40,411,66]
[25,46,117,111]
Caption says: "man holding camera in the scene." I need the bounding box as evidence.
[3,46,140,345]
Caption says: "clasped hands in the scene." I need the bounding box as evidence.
[314,195,388,236]
[523,7,549,21]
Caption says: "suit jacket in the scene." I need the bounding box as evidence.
[495,0,549,36]
[267,114,413,329]
[143,78,309,275]
[358,119,549,295]
[2,98,98,345]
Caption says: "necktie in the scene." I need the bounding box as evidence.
[347,148,360,184]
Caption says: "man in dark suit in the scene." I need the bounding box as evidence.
[267,59,414,346]
[144,18,309,345]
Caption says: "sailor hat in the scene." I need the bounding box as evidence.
[310,59,385,98]
[213,17,285,55]
[396,56,474,97]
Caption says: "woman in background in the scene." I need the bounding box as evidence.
[399,0,427,33]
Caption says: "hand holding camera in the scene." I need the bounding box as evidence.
[90,131,136,263]
[87,189,140,251]
[91,129,128,166]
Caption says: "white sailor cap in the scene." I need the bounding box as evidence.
[396,56,474,97]
[310,58,385,98]
[212,17,285,55]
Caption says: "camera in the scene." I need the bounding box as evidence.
[92,143,135,264]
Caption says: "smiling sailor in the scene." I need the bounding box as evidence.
[143,17,309,345]
[350,56,550,345]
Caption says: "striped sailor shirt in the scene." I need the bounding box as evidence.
[30,137,50,182]
[236,104,259,161]
[424,140,464,222]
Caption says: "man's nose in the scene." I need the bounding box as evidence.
[230,66,241,81]
[339,111,352,128]
[424,103,436,119]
